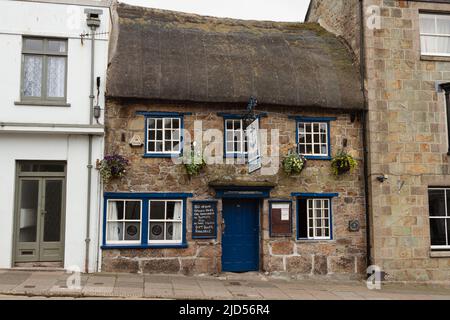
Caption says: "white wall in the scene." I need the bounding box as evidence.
[0,0,110,124]
[0,1,110,272]
[0,133,103,271]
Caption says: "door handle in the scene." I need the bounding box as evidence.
[41,210,47,215]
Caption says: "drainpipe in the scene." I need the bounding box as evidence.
[358,0,372,269]
[84,9,102,273]
[441,84,450,155]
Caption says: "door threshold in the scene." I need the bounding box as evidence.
[9,267,65,272]
[12,261,64,272]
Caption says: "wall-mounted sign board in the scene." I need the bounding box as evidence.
[269,201,292,237]
[192,201,217,239]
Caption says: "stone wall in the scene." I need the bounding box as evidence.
[361,0,450,282]
[306,0,361,62]
[101,99,366,278]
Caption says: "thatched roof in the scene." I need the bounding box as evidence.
[107,3,364,110]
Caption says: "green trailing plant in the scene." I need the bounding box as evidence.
[98,154,129,183]
[331,150,357,175]
[282,149,306,175]
[183,144,206,177]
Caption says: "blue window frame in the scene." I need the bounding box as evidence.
[293,192,338,241]
[293,116,336,160]
[137,112,187,158]
[218,113,267,159]
[223,116,248,158]
[102,192,193,249]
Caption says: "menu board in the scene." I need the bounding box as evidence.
[192,201,217,239]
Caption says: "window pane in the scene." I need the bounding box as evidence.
[47,56,65,98]
[18,180,39,242]
[430,218,447,246]
[421,35,438,54]
[437,37,450,55]
[429,189,446,217]
[173,118,180,128]
[108,201,124,220]
[149,222,164,240]
[149,201,165,220]
[107,222,123,241]
[47,40,66,53]
[24,38,44,51]
[125,201,140,220]
[420,15,436,34]
[148,118,155,129]
[166,201,182,220]
[23,55,42,97]
[436,15,450,35]
[124,222,140,241]
[166,222,182,241]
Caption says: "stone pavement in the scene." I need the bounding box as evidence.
[0,269,450,300]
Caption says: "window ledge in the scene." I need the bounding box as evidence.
[304,156,332,161]
[143,153,181,159]
[15,101,71,107]
[420,55,450,62]
[430,250,450,258]
[102,243,188,250]
[296,239,335,244]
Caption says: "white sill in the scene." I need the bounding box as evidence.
[420,55,450,62]
[430,250,450,258]
[15,100,71,107]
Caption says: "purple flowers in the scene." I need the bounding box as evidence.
[99,154,129,182]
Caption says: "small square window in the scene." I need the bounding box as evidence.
[298,198,332,240]
[145,117,182,156]
[224,119,248,157]
[297,121,330,158]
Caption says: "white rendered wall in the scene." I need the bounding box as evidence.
[0,134,103,271]
[0,1,110,272]
[0,0,110,124]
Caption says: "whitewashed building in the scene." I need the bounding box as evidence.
[0,0,111,272]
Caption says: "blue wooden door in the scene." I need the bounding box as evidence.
[222,199,259,272]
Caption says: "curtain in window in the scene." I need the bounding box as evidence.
[172,202,182,241]
[47,56,65,98]
[23,55,42,97]
[107,202,121,241]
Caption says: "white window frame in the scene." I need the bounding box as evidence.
[306,198,331,240]
[146,117,182,155]
[297,121,329,157]
[148,200,183,245]
[225,119,248,157]
[428,188,450,250]
[419,13,450,57]
[105,199,142,245]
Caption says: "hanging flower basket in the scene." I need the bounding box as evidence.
[282,149,306,176]
[98,154,129,183]
[331,150,357,176]
[183,143,206,177]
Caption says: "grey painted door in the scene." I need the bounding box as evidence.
[15,177,65,262]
